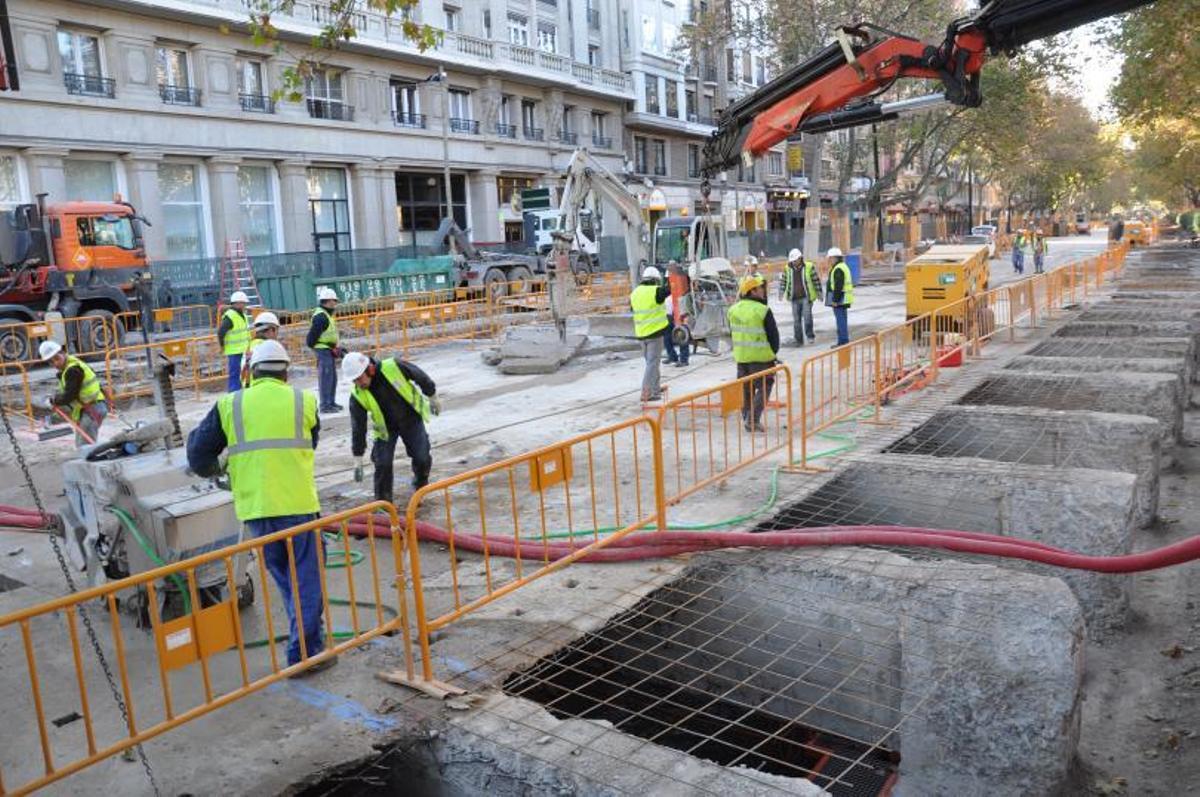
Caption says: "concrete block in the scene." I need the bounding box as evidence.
[496,327,588,374]
[957,370,1182,444]
[885,405,1161,527]
[1054,320,1196,340]
[1077,306,1200,333]
[1025,337,1197,383]
[1005,355,1188,406]
[586,313,637,339]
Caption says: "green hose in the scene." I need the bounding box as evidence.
[108,506,191,614]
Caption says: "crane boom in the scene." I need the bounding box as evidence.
[701,0,1157,182]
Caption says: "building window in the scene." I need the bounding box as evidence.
[497,176,534,210]
[634,136,649,174]
[755,56,767,86]
[307,167,351,251]
[737,160,756,183]
[443,5,460,31]
[726,49,736,81]
[58,30,112,97]
[645,76,660,114]
[642,15,657,52]
[158,163,208,260]
[483,9,492,38]
[390,80,423,127]
[591,111,607,137]
[588,45,600,66]
[687,144,700,178]
[156,45,199,105]
[742,51,752,83]
[508,14,529,46]
[537,22,557,53]
[0,155,22,209]
[768,151,783,176]
[685,88,697,121]
[237,165,278,256]
[237,58,272,112]
[665,79,678,118]
[653,139,667,176]
[306,68,352,120]
[522,99,542,139]
[496,95,516,137]
[63,159,115,202]
[448,89,475,132]
[395,172,467,246]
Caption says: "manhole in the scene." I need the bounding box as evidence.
[505,563,900,795]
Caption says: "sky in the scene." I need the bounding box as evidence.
[1053,22,1124,121]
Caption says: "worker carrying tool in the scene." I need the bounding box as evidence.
[186,340,335,676]
[307,287,344,414]
[825,247,854,347]
[781,247,822,346]
[39,340,107,447]
[342,351,440,504]
[630,266,671,403]
[728,273,779,433]
[241,311,281,388]
[218,291,251,393]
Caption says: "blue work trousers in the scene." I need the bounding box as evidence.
[247,513,325,666]
[226,354,243,393]
[1012,250,1024,274]
[833,305,850,346]
[315,348,337,410]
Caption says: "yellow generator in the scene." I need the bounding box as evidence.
[1123,220,1151,246]
[905,244,991,320]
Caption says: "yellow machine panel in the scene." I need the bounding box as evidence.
[905,244,991,319]
[1123,220,1151,246]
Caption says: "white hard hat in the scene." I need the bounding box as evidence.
[788,248,802,262]
[39,340,63,360]
[341,351,371,381]
[316,287,339,303]
[827,247,844,258]
[641,266,661,281]
[229,290,250,304]
[253,311,280,329]
[248,339,290,370]
[743,255,758,266]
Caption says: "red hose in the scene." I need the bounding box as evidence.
[0,511,54,530]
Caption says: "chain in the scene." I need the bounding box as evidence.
[0,400,161,795]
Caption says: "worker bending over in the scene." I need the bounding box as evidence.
[40,340,107,446]
[826,247,854,347]
[630,266,671,402]
[343,352,441,504]
[307,287,343,414]
[780,247,822,346]
[728,274,780,433]
[186,341,334,676]
[218,291,251,392]
[241,311,281,387]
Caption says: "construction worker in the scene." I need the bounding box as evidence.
[185,340,334,676]
[39,340,106,447]
[662,261,689,368]
[342,351,440,503]
[1032,231,1047,273]
[1011,230,1026,275]
[218,291,251,392]
[826,247,854,347]
[630,266,670,402]
[241,311,281,387]
[780,247,822,346]
[728,274,779,433]
[307,287,343,414]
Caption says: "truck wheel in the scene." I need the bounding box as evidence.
[79,309,123,354]
[0,324,30,363]
[483,269,508,303]
[507,266,533,296]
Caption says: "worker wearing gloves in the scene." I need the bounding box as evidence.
[307,287,343,414]
[826,247,854,347]
[780,247,822,346]
[218,291,251,392]
[40,340,107,446]
[186,340,333,676]
[630,266,671,403]
[342,351,440,504]
[728,274,780,433]
[241,311,281,388]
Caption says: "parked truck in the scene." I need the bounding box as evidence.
[0,195,152,361]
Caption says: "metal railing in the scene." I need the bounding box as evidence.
[63,73,115,98]
[494,122,517,138]
[555,131,578,145]
[158,84,201,106]
[591,134,612,149]
[391,111,426,128]
[306,98,354,121]
[449,118,480,134]
[523,126,544,141]
[238,93,275,113]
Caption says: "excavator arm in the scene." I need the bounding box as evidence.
[701,0,1157,183]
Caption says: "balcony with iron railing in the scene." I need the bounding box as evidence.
[555,131,578,145]
[159,84,201,106]
[239,93,275,113]
[495,122,517,138]
[392,111,426,128]
[63,72,115,98]
[654,164,667,176]
[449,117,480,134]
[591,134,612,149]
[523,126,545,141]
[307,98,355,120]
[703,65,718,82]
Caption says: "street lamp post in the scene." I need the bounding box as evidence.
[426,66,455,226]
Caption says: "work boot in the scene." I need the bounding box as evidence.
[410,477,429,491]
[289,654,339,679]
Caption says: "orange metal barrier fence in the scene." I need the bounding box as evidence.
[0,502,410,797]
[0,316,120,366]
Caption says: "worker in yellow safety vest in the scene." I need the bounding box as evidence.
[39,340,107,447]
[630,266,671,403]
[241,311,281,388]
[218,290,251,393]
[342,351,440,504]
[186,339,335,677]
[727,273,780,433]
[826,247,854,347]
[307,287,343,414]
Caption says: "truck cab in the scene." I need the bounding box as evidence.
[48,202,147,271]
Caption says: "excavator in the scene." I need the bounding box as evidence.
[701,0,1158,185]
